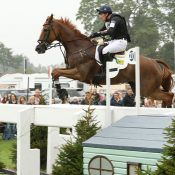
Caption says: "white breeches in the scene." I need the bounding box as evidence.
[95,39,127,63]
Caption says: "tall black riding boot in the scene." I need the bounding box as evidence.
[92,53,113,86]
[101,53,113,71]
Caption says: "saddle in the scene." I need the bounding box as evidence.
[98,44,125,64]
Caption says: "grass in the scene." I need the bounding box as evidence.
[0,134,16,170]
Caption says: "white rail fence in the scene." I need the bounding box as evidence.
[0,104,175,175]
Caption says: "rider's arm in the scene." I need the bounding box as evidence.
[99,24,106,31]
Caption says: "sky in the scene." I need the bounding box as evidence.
[0,0,84,66]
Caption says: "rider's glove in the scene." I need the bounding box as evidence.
[89,32,101,38]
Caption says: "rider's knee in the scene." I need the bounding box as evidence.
[102,47,109,54]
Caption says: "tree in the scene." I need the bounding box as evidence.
[0,42,13,73]
[0,160,5,170]
[154,117,175,175]
[160,0,175,40]
[11,54,25,73]
[76,0,173,59]
[139,117,175,175]
[157,42,174,71]
[52,106,101,175]
[130,14,160,57]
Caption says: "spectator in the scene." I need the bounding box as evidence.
[98,93,106,105]
[1,94,8,104]
[123,88,135,107]
[3,123,15,140]
[81,91,95,105]
[34,89,41,105]
[110,91,123,106]
[8,93,18,104]
[18,96,27,104]
[144,97,157,107]
[28,96,35,105]
[3,93,17,140]
[92,89,100,105]
[70,96,79,104]
[7,93,11,103]
[52,98,56,104]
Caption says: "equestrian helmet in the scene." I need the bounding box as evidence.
[96,5,112,14]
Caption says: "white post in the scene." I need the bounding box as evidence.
[47,127,60,174]
[106,62,111,126]
[135,47,140,112]
[48,66,53,105]
[17,107,40,175]
[106,62,119,127]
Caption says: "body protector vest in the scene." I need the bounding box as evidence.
[100,13,131,42]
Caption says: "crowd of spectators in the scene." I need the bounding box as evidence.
[68,88,136,107]
[0,89,42,140]
[59,87,175,108]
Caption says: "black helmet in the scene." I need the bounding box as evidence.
[96,5,112,14]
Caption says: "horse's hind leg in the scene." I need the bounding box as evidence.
[150,90,174,108]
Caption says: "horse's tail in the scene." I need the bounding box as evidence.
[155,59,174,92]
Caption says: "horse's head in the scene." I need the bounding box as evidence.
[35,14,58,54]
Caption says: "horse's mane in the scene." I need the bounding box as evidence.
[57,18,87,38]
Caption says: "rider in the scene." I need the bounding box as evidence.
[90,5,131,70]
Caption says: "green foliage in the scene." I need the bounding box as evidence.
[153,117,175,175]
[157,42,174,71]
[139,117,175,175]
[0,136,16,170]
[76,0,174,62]
[52,106,101,175]
[0,42,13,73]
[75,107,101,143]
[138,166,154,175]
[0,161,5,170]
[39,95,47,105]
[10,142,17,169]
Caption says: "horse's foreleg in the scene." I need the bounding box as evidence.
[52,68,83,81]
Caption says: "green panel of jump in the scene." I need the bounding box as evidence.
[84,147,161,159]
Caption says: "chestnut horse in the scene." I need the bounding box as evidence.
[35,14,174,107]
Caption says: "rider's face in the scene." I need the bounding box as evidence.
[99,13,108,21]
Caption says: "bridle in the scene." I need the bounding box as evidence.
[37,21,62,49]
[37,19,96,66]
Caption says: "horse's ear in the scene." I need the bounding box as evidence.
[47,14,53,23]
[50,14,53,20]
